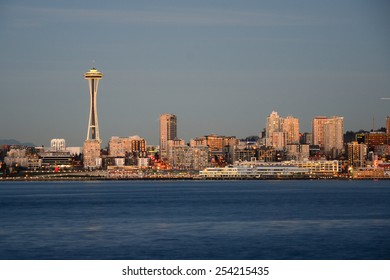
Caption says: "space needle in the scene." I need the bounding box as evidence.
[83,67,103,169]
[84,67,103,142]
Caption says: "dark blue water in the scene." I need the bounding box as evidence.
[0,180,389,260]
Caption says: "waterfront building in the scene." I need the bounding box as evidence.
[83,140,101,169]
[199,160,309,179]
[167,143,209,170]
[108,135,147,160]
[39,151,73,169]
[50,139,65,151]
[191,146,209,170]
[284,160,341,176]
[168,145,192,170]
[167,139,185,164]
[159,113,177,161]
[352,167,385,179]
[83,67,103,168]
[347,141,367,168]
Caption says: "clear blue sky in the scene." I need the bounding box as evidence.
[0,0,389,146]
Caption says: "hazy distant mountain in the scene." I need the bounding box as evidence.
[0,139,36,147]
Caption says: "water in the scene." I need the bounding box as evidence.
[0,180,389,259]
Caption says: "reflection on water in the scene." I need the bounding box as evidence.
[0,180,389,259]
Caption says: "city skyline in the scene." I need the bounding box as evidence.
[0,0,389,146]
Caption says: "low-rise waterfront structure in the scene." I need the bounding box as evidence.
[199,160,309,179]
[284,160,341,176]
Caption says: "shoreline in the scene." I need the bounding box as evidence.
[1,174,389,182]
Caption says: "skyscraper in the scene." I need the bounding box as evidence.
[281,115,300,144]
[265,111,281,147]
[83,67,103,169]
[313,116,344,157]
[323,116,344,156]
[265,111,300,149]
[159,113,177,161]
[312,116,328,148]
[386,116,390,135]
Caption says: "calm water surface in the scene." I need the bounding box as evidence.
[0,180,389,259]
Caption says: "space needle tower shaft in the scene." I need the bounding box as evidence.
[84,68,103,142]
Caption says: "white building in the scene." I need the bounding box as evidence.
[284,160,340,176]
[200,160,308,178]
[51,139,66,151]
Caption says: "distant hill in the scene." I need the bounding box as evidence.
[0,139,36,147]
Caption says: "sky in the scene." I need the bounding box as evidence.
[0,0,389,146]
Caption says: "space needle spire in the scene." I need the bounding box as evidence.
[84,67,103,142]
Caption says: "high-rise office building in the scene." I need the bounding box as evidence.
[159,113,177,161]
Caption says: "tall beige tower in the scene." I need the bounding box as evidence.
[313,116,344,157]
[281,115,300,144]
[386,116,390,135]
[312,116,328,148]
[265,111,281,147]
[323,116,344,156]
[159,113,177,161]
